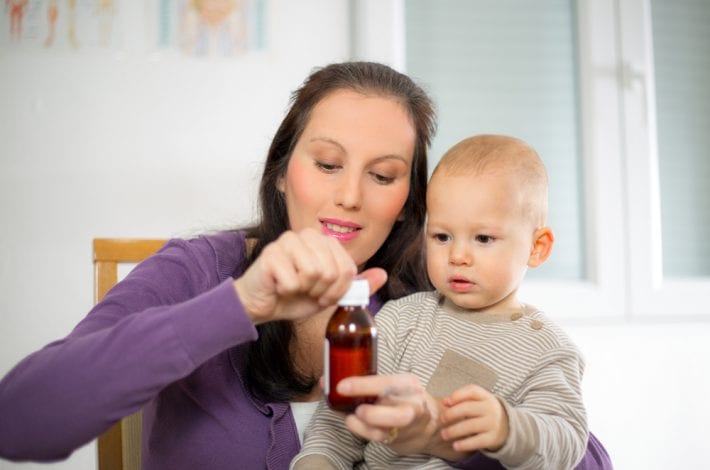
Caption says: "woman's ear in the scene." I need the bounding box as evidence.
[276,175,285,193]
[528,226,555,268]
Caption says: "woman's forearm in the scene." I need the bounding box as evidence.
[0,279,255,461]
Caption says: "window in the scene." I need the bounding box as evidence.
[353,0,709,318]
[405,0,585,282]
[619,0,710,316]
[652,1,710,278]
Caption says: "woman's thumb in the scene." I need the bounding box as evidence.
[358,267,388,295]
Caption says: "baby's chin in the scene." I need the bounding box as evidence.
[443,291,501,312]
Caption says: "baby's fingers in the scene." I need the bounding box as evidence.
[440,399,484,426]
[441,397,509,452]
[441,415,503,452]
[443,383,491,407]
[448,430,498,453]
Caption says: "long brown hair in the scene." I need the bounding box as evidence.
[244,61,436,402]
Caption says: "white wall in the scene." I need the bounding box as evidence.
[2,2,709,470]
[565,320,710,469]
[0,1,350,469]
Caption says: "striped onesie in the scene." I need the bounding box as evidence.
[292,290,588,470]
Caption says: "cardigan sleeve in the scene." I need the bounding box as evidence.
[0,235,258,461]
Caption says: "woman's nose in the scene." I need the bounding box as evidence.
[334,173,363,210]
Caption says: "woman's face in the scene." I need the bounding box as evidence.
[278,89,416,268]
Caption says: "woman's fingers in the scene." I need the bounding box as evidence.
[338,373,426,429]
[236,228,378,323]
[273,230,354,297]
[353,398,419,429]
[343,413,392,443]
[358,267,388,296]
[309,234,357,306]
[337,373,441,453]
[336,373,422,398]
[258,235,303,295]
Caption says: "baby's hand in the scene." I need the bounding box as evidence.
[440,384,509,453]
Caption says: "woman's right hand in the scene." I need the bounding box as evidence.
[336,373,469,461]
[234,228,386,324]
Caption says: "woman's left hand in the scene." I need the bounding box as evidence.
[335,373,468,460]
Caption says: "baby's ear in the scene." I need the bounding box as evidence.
[528,227,555,268]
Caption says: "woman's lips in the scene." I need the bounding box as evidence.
[320,219,361,242]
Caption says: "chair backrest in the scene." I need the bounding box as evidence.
[94,238,166,470]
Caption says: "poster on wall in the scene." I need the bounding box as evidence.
[0,0,122,52]
[156,0,267,58]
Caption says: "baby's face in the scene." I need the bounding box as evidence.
[425,171,535,313]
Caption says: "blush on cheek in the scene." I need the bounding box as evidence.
[375,185,409,222]
[287,159,320,207]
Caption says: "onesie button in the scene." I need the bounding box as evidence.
[511,312,523,321]
[530,320,543,330]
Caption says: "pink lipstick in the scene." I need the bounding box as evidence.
[320,218,362,242]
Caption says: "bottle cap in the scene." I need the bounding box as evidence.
[338,279,370,306]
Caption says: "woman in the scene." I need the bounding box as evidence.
[0,62,610,469]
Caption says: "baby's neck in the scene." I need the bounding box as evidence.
[441,294,526,317]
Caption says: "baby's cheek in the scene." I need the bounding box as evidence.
[426,256,447,290]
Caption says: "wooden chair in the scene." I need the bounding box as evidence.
[94,238,166,470]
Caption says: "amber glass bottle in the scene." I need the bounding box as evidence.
[324,279,378,412]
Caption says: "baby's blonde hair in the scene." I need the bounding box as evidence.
[431,134,549,227]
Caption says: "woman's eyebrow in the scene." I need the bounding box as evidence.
[309,137,345,152]
[310,137,409,165]
[370,154,410,165]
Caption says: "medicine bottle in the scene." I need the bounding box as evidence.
[324,279,378,412]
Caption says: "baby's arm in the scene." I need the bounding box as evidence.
[441,345,588,470]
[290,400,367,470]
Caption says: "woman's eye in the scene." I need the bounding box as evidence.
[476,235,494,244]
[371,172,396,185]
[315,161,339,173]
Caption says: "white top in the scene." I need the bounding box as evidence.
[289,400,320,445]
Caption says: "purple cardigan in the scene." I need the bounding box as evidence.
[0,232,612,469]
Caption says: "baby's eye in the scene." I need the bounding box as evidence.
[432,233,451,243]
[370,172,396,185]
[476,235,495,244]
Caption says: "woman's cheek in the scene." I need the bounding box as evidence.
[287,159,320,208]
[375,183,410,222]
